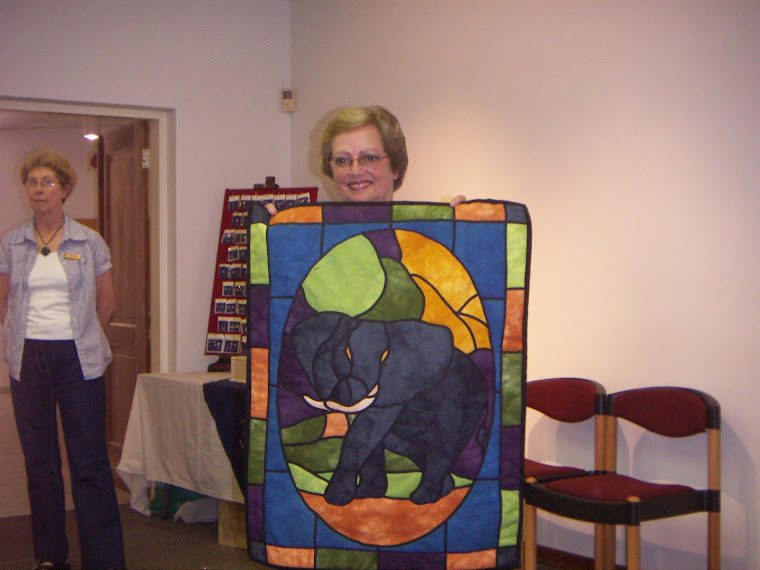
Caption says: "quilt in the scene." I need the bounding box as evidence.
[246,200,531,569]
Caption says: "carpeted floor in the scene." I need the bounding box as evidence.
[0,504,559,570]
[0,503,270,570]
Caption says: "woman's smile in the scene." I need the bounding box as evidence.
[330,124,398,202]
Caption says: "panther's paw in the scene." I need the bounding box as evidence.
[409,474,454,505]
[356,476,388,499]
[409,486,441,505]
[324,477,356,506]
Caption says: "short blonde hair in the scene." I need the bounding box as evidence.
[320,106,408,191]
[20,148,78,196]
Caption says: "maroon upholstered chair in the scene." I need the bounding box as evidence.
[522,378,609,570]
[524,386,721,570]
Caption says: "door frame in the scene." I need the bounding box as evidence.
[0,96,177,372]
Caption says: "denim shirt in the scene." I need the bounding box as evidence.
[0,216,113,380]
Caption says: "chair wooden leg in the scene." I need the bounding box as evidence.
[523,502,537,570]
[708,511,721,569]
[593,523,605,570]
[594,523,616,570]
[625,525,641,570]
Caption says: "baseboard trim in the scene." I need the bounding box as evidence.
[537,545,623,570]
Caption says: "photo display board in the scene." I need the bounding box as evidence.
[204,187,317,357]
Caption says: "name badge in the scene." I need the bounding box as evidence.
[64,253,82,261]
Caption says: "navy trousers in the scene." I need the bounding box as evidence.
[10,340,125,569]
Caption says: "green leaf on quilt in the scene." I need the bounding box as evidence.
[507,223,528,288]
[501,353,523,426]
[280,415,327,445]
[302,235,384,315]
[385,472,421,498]
[288,462,329,494]
[392,203,453,221]
[499,489,520,547]
[384,473,473,499]
[283,437,343,472]
[359,257,424,321]
[247,419,267,484]
[316,548,377,570]
[383,450,419,472]
[249,223,269,285]
[452,474,474,488]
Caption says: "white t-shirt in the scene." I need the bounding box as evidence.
[25,253,75,339]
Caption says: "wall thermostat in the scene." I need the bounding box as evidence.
[281,88,294,112]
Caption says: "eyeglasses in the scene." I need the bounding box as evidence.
[25,177,59,190]
[330,154,388,171]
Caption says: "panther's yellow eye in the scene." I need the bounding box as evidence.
[381,349,389,362]
[346,347,352,360]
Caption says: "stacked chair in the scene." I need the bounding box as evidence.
[524,385,721,570]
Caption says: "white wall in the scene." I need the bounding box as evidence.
[0,0,293,372]
[0,129,99,388]
[1,1,758,566]
[291,2,759,568]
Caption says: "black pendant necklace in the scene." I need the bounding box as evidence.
[34,219,64,256]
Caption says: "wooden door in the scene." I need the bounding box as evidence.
[99,120,151,464]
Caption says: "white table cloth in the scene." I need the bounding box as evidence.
[116,371,245,514]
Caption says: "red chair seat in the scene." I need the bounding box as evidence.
[546,473,695,502]
[524,459,588,482]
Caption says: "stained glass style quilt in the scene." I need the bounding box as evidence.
[246,201,531,569]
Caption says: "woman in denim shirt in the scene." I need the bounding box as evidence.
[0,148,125,570]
